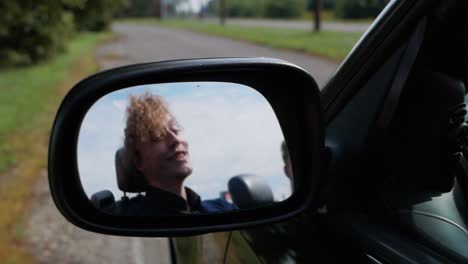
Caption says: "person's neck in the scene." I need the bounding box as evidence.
[148,181,186,200]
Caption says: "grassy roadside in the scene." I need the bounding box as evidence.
[121,18,362,61]
[301,10,375,23]
[0,32,107,263]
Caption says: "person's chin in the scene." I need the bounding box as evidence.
[174,165,192,179]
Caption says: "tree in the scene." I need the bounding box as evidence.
[0,1,76,65]
[220,0,226,25]
[208,0,266,19]
[72,0,128,31]
[117,0,156,17]
[0,0,126,66]
[308,0,333,10]
[119,0,192,19]
[264,0,306,19]
[334,0,389,19]
[314,0,322,32]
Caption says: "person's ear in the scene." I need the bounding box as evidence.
[134,152,143,173]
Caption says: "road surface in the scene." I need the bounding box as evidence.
[25,23,340,264]
[97,23,340,87]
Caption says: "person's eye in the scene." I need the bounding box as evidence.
[172,128,180,135]
[150,135,163,142]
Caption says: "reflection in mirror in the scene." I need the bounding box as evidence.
[78,82,293,216]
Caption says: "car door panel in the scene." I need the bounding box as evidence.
[172,232,230,264]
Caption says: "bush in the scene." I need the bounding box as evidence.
[307,0,335,11]
[0,1,75,65]
[334,0,389,19]
[0,0,124,66]
[73,0,127,31]
[206,0,265,18]
[264,0,306,19]
[118,0,160,17]
[228,0,265,18]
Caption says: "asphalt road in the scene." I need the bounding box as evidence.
[25,23,340,264]
[97,23,340,87]
[26,171,172,264]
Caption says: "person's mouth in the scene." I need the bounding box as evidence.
[168,151,188,161]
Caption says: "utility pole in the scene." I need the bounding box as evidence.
[156,0,162,20]
[220,0,226,25]
[198,0,204,20]
[314,0,322,32]
[160,0,165,20]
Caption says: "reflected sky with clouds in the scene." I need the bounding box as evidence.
[78,82,291,201]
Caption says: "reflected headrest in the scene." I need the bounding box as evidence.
[115,148,147,193]
[90,190,115,211]
[228,174,274,209]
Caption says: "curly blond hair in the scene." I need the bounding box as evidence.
[124,92,175,167]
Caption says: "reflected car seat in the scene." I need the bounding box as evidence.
[90,147,147,212]
[115,147,147,193]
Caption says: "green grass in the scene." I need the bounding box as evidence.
[121,18,363,61]
[301,11,375,23]
[0,33,105,171]
[0,32,106,263]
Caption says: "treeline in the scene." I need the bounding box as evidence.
[206,0,389,19]
[0,0,126,66]
[116,0,187,18]
[333,0,390,19]
[117,0,163,17]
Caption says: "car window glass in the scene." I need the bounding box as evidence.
[98,2,390,89]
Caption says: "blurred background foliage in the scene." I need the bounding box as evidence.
[73,0,128,31]
[0,0,126,67]
[334,0,389,19]
[264,0,307,18]
[0,0,389,67]
[206,0,388,19]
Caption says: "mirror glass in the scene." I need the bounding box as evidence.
[78,82,293,216]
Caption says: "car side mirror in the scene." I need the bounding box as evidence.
[48,57,323,236]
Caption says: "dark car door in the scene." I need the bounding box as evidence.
[174,0,468,263]
[171,233,231,264]
[171,0,403,262]
[222,13,413,263]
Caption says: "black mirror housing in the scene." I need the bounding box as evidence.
[48,57,323,236]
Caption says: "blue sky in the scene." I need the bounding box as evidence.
[77,82,292,203]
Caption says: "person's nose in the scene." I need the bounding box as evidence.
[166,130,183,147]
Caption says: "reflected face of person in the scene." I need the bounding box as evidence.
[284,158,293,181]
[136,119,192,186]
[284,157,293,189]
